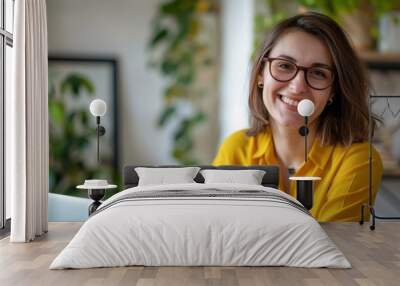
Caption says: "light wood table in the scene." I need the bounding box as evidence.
[0,222,399,286]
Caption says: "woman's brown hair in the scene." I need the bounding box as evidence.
[247,11,376,146]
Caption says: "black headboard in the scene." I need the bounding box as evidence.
[123,165,280,189]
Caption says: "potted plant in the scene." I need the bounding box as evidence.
[255,0,399,51]
[296,0,398,51]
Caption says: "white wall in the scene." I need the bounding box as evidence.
[219,0,254,141]
[47,0,180,167]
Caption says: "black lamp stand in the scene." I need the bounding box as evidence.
[89,116,106,215]
[298,116,309,162]
[293,116,315,210]
[96,116,106,163]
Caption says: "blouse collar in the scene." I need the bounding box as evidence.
[251,128,335,170]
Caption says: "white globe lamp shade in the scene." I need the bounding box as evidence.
[297,99,315,117]
[90,99,107,117]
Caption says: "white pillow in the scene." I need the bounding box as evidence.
[200,169,266,185]
[135,167,200,186]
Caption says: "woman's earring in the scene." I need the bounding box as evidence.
[327,97,333,105]
[257,82,264,89]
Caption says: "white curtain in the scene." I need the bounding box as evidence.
[7,0,48,242]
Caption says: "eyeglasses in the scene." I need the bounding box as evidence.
[265,57,334,90]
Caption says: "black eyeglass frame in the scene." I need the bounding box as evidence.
[264,57,335,91]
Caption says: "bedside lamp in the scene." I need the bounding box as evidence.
[297,99,315,162]
[89,99,107,163]
[289,99,321,210]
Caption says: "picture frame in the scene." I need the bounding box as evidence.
[48,55,119,197]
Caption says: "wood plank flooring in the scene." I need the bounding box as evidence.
[0,222,399,286]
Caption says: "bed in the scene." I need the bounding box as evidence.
[50,165,351,269]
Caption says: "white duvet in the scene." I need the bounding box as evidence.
[50,183,351,269]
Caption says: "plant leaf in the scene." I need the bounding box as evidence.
[158,105,177,127]
[61,73,95,96]
[150,28,169,47]
[49,101,65,124]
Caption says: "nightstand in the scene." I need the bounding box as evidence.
[77,180,117,215]
[289,176,321,210]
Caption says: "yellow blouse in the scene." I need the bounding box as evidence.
[212,129,383,222]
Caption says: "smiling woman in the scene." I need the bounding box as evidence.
[212,12,383,222]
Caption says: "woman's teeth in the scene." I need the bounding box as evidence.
[280,95,299,107]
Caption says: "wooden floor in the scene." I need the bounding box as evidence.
[0,222,399,286]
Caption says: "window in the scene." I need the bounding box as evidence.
[1,0,14,231]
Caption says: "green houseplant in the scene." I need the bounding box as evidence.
[255,0,398,51]
[297,0,397,50]
[148,0,218,165]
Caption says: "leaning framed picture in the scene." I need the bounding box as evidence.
[48,55,119,198]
